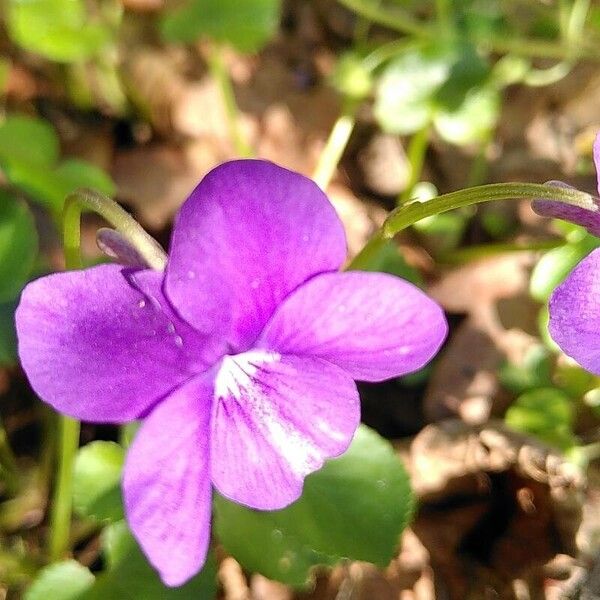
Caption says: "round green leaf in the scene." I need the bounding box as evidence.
[24,560,94,600]
[0,192,38,302]
[73,441,124,523]
[214,425,414,586]
[0,116,59,168]
[374,46,454,135]
[6,0,112,62]
[505,388,576,451]
[54,159,117,198]
[161,0,281,53]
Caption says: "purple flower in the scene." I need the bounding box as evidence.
[15,161,447,586]
[532,133,600,236]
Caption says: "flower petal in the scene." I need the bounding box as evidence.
[123,376,213,587]
[549,247,600,374]
[257,271,448,382]
[16,264,215,422]
[165,160,347,351]
[211,350,360,510]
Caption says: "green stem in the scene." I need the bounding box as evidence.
[337,0,600,61]
[206,45,253,158]
[48,416,79,561]
[49,189,166,561]
[63,188,167,271]
[440,238,564,264]
[398,125,429,204]
[337,0,428,37]
[313,100,358,190]
[350,182,595,268]
[384,182,595,236]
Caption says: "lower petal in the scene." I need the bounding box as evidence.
[211,350,360,510]
[549,248,600,374]
[123,376,213,587]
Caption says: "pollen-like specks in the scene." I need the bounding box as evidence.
[138,299,146,309]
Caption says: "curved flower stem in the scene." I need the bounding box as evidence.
[349,182,595,269]
[206,44,253,159]
[49,188,166,561]
[313,99,358,190]
[63,188,167,271]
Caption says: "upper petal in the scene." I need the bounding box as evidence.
[123,376,213,587]
[15,264,216,423]
[257,271,448,382]
[165,160,347,351]
[211,350,360,510]
[549,247,600,374]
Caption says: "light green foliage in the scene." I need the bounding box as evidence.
[500,345,553,395]
[6,0,113,62]
[162,0,281,53]
[0,192,38,302]
[530,232,600,302]
[505,388,577,451]
[24,560,95,600]
[374,43,500,145]
[331,53,374,100]
[85,522,217,599]
[214,425,413,586]
[73,441,125,523]
[0,116,116,211]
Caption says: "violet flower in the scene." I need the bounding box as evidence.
[534,132,600,374]
[15,161,448,586]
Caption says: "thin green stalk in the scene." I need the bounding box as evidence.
[398,126,429,204]
[337,0,600,61]
[350,182,595,268]
[440,238,565,264]
[48,416,79,561]
[206,45,253,158]
[49,189,166,561]
[313,100,358,190]
[337,0,429,37]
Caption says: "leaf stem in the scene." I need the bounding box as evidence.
[313,99,358,190]
[206,45,253,158]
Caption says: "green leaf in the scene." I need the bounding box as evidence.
[505,388,577,451]
[215,425,413,586]
[530,235,600,302]
[161,0,281,53]
[0,116,59,168]
[0,192,38,302]
[0,301,18,366]
[434,84,500,145]
[85,521,217,599]
[499,345,553,395]
[6,0,112,62]
[54,159,117,198]
[374,45,454,135]
[73,441,125,523]
[24,560,94,600]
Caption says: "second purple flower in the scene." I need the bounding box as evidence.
[15,160,448,586]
